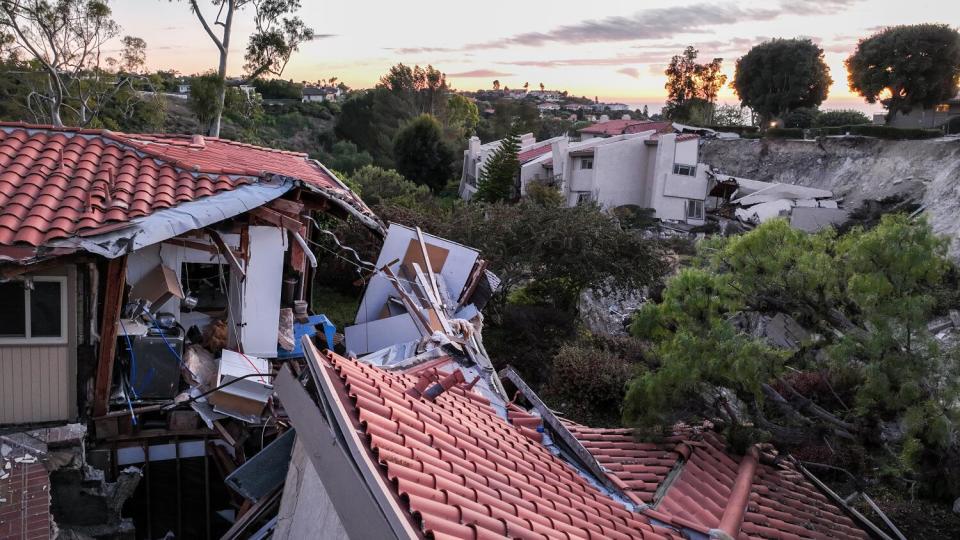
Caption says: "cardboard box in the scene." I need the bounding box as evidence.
[129,264,184,309]
[209,350,273,423]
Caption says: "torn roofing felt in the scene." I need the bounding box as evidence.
[0,122,383,263]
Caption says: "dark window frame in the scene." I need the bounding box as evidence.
[0,276,67,344]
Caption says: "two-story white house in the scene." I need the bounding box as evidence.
[458,126,709,225]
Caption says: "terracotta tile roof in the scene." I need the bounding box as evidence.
[324,351,682,540]
[0,123,364,249]
[564,424,683,505]
[569,426,870,540]
[517,145,552,163]
[580,120,673,136]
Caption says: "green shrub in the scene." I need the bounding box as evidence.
[815,109,871,127]
[945,116,960,135]
[541,343,638,426]
[811,124,942,139]
[764,127,804,139]
[782,107,819,129]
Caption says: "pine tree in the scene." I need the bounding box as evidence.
[474,131,520,203]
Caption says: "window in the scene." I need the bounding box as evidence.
[580,158,593,170]
[935,104,950,113]
[686,199,704,221]
[576,192,593,205]
[673,163,696,176]
[0,277,67,344]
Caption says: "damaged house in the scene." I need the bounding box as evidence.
[0,121,902,539]
[0,121,381,537]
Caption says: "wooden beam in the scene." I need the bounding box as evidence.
[206,229,246,281]
[162,238,243,259]
[93,256,128,418]
[249,206,301,232]
[266,198,304,216]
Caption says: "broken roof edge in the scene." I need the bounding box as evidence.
[497,366,638,509]
[302,160,386,236]
[45,179,295,259]
[298,338,424,539]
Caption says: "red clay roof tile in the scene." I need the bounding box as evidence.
[568,425,870,540]
[0,123,367,251]
[323,351,681,539]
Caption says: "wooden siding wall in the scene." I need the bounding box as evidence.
[0,266,77,425]
[0,345,73,423]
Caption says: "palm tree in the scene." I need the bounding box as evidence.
[493,79,501,90]
[539,82,545,92]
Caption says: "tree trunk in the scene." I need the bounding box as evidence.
[209,0,235,138]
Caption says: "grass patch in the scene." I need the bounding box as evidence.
[311,285,361,331]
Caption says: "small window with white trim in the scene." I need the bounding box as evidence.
[673,163,696,176]
[580,158,593,170]
[0,277,67,344]
[686,199,705,220]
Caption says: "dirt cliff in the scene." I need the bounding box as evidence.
[701,136,960,256]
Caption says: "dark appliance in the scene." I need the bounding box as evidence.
[125,324,185,400]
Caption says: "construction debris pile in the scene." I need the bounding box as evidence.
[707,170,848,232]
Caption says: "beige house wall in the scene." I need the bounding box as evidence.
[0,265,77,425]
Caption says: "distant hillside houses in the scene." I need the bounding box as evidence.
[460,119,711,226]
[302,85,342,103]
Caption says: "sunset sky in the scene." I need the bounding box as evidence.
[112,0,960,113]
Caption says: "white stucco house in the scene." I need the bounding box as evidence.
[459,128,709,225]
[302,86,341,103]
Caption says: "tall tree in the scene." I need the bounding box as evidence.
[539,82,544,92]
[492,79,500,91]
[846,24,960,121]
[393,114,455,193]
[178,0,315,137]
[474,129,520,203]
[444,93,479,139]
[733,38,831,127]
[663,46,726,123]
[0,0,127,126]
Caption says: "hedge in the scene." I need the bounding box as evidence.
[703,125,759,135]
[811,124,942,140]
[764,127,805,139]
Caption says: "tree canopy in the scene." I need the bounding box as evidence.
[733,39,832,125]
[178,0,314,136]
[663,46,726,123]
[392,113,456,193]
[474,130,520,203]
[625,216,960,497]
[846,24,960,120]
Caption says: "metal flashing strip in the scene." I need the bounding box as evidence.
[48,180,294,258]
[498,366,630,505]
